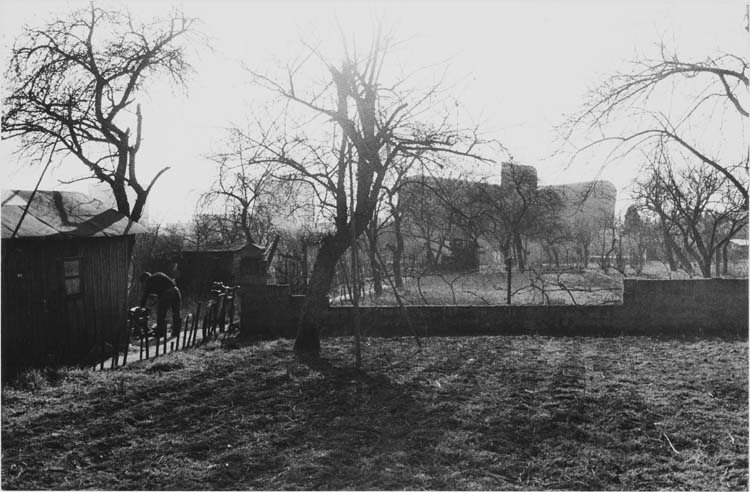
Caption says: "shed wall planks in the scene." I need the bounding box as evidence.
[2,235,132,372]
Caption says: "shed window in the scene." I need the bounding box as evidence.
[63,257,82,296]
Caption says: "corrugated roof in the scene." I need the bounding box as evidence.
[2,189,147,239]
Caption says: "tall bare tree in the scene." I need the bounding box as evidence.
[2,4,198,222]
[246,28,488,355]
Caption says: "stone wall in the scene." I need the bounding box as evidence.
[240,284,296,338]
[620,278,747,337]
[240,278,748,340]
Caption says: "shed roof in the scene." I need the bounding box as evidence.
[181,241,265,254]
[2,189,146,239]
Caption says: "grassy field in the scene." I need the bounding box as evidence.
[2,336,747,490]
[343,268,625,306]
[336,260,749,307]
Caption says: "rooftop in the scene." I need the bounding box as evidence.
[2,189,147,239]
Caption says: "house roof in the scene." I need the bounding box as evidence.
[2,189,147,239]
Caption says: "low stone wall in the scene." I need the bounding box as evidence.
[240,278,748,339]
[240,284,296,338]
[620,278,747,338]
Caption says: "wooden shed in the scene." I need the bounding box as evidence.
[166,242,267,298]
[2,189,146,373]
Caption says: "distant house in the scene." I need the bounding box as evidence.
[1,189,146,373]
[728,237,749,261]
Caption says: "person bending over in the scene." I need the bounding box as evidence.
[140,271,181,338]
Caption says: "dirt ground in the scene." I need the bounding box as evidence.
[2,335,747,490]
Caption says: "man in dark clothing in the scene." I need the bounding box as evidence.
[140,272,181,337]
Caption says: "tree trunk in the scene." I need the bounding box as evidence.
[392,212,404,289]
[393,219,404,289]
[367,220,383,296]
[131,191,148,224]
[514,234,525,272]
[722,243,729,276]
[582,244,590,269]
[715,248,722,278]
[425,242,435,268]
[659,219,678,271]
[674,245,694,274]
[301,239,309,290]
[294,232,349,355]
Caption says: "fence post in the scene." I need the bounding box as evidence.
[122,324,129,367]
[194,303,201,346]
[111,327,122,369]
[145,331,150,360]
[99,333,105,371]
[181,314,190,349]
[202,302,210,342]
[111,331,119,369]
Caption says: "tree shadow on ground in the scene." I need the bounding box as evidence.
[2,337,747,491]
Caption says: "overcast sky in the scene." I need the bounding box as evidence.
[1,0,747,223]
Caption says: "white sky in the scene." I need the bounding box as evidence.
[1,0,748,223]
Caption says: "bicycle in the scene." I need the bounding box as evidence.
[208,282,240,336]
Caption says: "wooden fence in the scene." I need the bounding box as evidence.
[99,287,238,370]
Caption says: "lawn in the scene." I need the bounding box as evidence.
[332,260,749,307]
[2,335,747,490]
[338,269,624,306]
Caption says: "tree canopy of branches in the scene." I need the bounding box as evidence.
[635,143,747,278]
[469,163,557,272]
[2,4,197,222]
[245,28,488,355]
[201,127,303,246]
[567,46,748,205]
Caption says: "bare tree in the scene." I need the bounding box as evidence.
[245,28,488,355]
[188,213,245,250]
[636,149,747,278]
[593,211,623,273]
[379,155,425,288]
[567,46,748,204]
[635,169,694,273]
[468,162,549,272]
[399,173,484,272]
[201,127,300,245]
[621,204,656,274]
[531,188,569,268]
[2,4,198,222]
